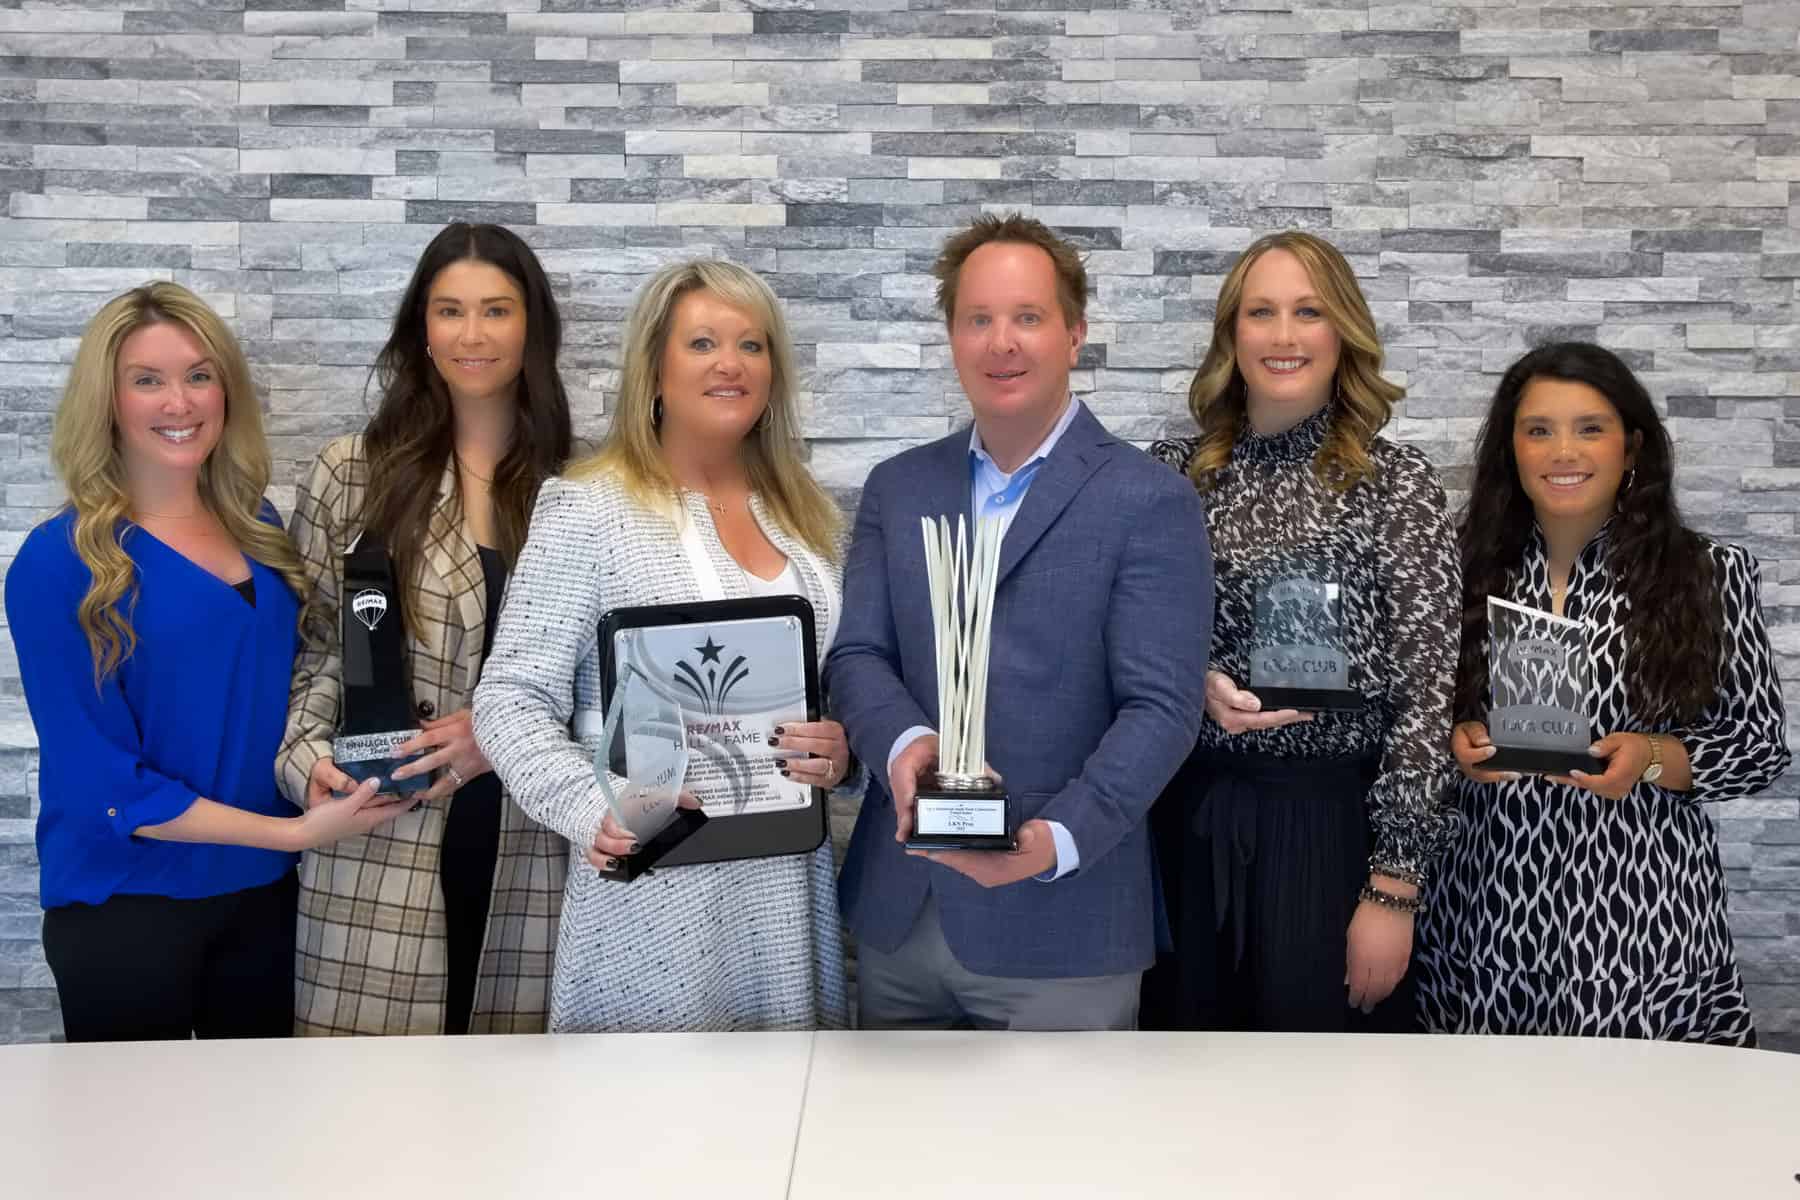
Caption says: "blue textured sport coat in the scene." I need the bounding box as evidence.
[828,401,1214,979]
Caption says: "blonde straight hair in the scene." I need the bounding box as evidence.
[49,282,307,681]
[569,259,842,560]
[1184,231,1403,492]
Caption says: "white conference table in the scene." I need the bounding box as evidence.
[2,1031,1796,1199]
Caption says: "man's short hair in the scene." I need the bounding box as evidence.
[931,212,1088,329]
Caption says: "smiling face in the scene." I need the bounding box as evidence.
[656,287,773,448]
[1512,375,1639,527]
[112,320,226,485]
[424,258,528,407]
[1233,247,1343,435]
[948,240,1085,429]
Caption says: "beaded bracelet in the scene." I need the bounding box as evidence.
[1368,862,1426,888]
[1358,883,1425,915]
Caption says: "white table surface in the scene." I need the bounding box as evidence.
[0,1031,814,1200]
[789,1032,1800,1200]
[3,1031,1797,1198]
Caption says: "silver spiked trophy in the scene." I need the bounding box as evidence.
[904,514,1016,851]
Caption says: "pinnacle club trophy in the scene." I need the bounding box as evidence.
[331,539,429,796]
[905,514,1017,852]
[1484,595,1593,775]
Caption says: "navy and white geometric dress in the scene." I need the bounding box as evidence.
[1415,524,1790,1045]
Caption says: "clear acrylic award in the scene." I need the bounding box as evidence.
[1246,563,1364,712]
[593,662,707,881]
[1485,596,1592,775]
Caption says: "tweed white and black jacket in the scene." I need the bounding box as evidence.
[474,469,851,1032]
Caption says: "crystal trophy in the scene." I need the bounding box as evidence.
[1485,596,1592,775]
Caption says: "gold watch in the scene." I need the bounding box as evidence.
[1640,733,1664,784]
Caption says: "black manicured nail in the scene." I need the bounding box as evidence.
[628,841,640,853]
[773,758,788,769]
[780,769,791,778]
[603,858,618,871]
[768,736,781,747]
[773,725,786,735]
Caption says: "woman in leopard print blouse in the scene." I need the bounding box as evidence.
[1145,231,1460,1032]
[1418,342,1789,1045]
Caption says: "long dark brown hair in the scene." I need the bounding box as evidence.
[1455,342,1720,725]
[361,223,572,625]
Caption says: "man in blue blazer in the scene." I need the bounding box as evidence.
[828,214,1214,1029]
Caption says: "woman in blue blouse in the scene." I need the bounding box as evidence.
[5,283,402,1042]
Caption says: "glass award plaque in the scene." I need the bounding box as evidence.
[1246,563,1364,712]
[592,662,708,882]
[333,540,427,796]
[1485,596,1592,775]
[595,595,825,876]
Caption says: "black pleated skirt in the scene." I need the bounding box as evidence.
[1142,748,1415,1033]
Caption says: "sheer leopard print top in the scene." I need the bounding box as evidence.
[1151,403,1460,881]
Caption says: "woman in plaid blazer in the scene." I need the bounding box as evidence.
[475,260,854,1031]
[277,224,573,1035]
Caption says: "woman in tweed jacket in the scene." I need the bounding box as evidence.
[277,224,573,1035]
[475,260,853,1032]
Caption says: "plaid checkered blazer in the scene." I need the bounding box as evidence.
[277,434,566,1036]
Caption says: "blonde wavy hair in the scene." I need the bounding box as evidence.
[49,282,307,682]
[569,259,842,560]
[1184,231,1403,492]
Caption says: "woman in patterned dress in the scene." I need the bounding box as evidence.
[1417,342,1789,1045]
[1145,231,1460,1032]
[278,223,573,1035]
[474,260,852,1032]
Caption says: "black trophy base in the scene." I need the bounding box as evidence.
[904,776,1016,853]
[598,807,710,883]
[332,731,429,796]
[1485,745,1596,776]
[1248,686,1365,713]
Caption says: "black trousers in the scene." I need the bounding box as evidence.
[41,871,298,1043]
[1142,750,1415,1033]
[439,776,501,1036]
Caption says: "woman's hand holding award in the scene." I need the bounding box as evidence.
[592,663,709,881]
[904,514,1016,852]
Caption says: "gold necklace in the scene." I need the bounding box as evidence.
[456,456,494,485]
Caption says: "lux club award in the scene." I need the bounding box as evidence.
[905,514,1016,852]
[1246,554,1363,712]
[1485,595,1593,775]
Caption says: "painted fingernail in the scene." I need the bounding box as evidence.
[628,841,641,854]
[773,758,788,769]
[780,769,791,778]
[603,858,618,871]
[773,725,786,735]
[768,736,781,747]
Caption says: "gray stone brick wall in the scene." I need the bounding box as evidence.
[0,2,1796,1051]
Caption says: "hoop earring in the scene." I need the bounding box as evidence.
[652,395,663,427]
[426,346,433,359]
[1619,467,1636,501]
[754,407,771,434]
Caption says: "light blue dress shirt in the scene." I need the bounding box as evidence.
[889,396,1084,880]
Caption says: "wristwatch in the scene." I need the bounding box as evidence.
[1640,733,1664,784]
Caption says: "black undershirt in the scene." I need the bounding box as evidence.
[438,545,506,1036]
